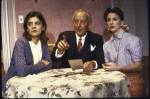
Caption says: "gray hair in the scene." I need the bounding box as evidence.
[72,9,92,24]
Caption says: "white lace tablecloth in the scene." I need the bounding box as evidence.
[4,68,130,98]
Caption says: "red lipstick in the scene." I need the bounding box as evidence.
[110,26,115,29]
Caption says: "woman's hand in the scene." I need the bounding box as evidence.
[102,62,120,71]
[41,60,50,66]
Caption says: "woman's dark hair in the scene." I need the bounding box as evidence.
[23,11,49,44]
[104,7,124,22]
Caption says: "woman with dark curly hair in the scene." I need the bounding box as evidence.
[2,11,52,94]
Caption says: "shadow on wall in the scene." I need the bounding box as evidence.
[102,28,112,43]
[46,31,56,44]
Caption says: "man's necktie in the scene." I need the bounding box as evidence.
[78,37,82,53]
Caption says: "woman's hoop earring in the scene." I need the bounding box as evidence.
[108,28,111,32]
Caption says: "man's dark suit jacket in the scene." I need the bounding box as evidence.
[51,31,104,68]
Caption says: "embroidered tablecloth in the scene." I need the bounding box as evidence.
[4,68,130,98]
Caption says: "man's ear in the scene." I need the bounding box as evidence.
[88,21,92,29]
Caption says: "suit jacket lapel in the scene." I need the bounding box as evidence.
[81,31,92,60]
[68,31,77,57]
[41,44,45,59]
[26,40,34,65]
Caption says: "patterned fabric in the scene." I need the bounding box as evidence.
[4,68,130,98]
[77,37,82,53]
[124,72,144,97]
[2,37,52,93]
[103,28,143,66]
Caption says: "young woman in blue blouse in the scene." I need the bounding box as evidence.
[2,11,52,93]
[102,7,144,98]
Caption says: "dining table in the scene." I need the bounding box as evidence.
[4,68,131,98]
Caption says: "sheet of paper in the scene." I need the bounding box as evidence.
[68,59,83,71]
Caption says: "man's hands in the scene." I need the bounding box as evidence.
[81,61,96,72]
[57,35,96,73]
[57,35,70,54]
[102,62,120,71]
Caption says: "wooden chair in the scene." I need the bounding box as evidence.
[1,62,5,78]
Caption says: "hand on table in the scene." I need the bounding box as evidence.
[102,62,119,71]
[57,35,70,54]
[41,60,50,66]
[81,61,96,72]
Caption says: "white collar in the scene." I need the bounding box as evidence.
[75,32,87,41]
[29,40,41,48]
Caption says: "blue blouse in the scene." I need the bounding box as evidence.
[2,37,52,93]
[103,28,143,66]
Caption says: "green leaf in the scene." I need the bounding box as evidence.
[66,87,70,90]
[55,93,62,98]
[28,87,31,91]
[51,92,55,97]
[77,91,81,97]
[70,90,74,92]
[39,88,48,94]
[43,88,48,93]
[39,91,47,94]
[48,92,50,97]
[94,84,103,90]
[63,84,68,87]
[66,90,69,95]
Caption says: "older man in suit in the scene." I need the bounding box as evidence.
[51,9,104,72]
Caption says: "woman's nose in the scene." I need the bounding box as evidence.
[32,23,36,29]
[110,20,113,24]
